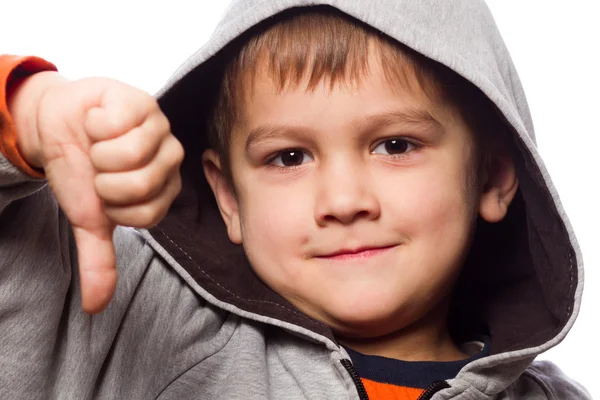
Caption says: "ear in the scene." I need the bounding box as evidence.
[478,146,519,223]
[202,149,243,244]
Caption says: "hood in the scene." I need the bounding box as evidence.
[151,0,583,393]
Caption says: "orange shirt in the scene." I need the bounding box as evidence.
[0,55,56,177]
[361,379,427,400]
[345,338,489,400]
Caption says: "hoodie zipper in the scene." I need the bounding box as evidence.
[340,359,369,400]
[340,359,451,400]
[416,380,451,400]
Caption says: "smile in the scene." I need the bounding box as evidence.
[316,245,397,261]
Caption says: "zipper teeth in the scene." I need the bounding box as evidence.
[340,359,369,400]
[416,380,451,400]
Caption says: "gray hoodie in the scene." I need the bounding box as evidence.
[0,1,591,399]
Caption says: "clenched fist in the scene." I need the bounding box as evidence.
[9,72,184,314]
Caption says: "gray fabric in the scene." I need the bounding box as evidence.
[0,186,353,399]
[0,0,589,399]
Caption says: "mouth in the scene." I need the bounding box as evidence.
[316,245,398,261]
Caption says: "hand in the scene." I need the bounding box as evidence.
[12,73,183,314]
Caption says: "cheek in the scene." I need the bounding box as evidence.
[235,182,312,280]
[379,159,476,259]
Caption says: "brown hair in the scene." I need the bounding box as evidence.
[208,7,503,183]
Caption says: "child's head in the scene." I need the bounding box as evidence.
[203,8,518,343]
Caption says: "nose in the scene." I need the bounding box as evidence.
[314,158,381,226]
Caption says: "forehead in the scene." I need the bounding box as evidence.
[234,51,454,137]
[236,39,443,111]
[221,10,453,127]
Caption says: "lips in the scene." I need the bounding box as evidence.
[316,245,397,261]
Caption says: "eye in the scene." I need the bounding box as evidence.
[371,138,416,156]
[270,149,314,167]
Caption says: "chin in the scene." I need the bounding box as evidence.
[324,298,415,339]
[331,316,405,340]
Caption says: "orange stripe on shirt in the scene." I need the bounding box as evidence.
[0,55,57,178]
[361,378,425,400]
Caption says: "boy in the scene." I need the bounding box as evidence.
[0,1,589,399]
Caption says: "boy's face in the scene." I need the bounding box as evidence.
[206,55,484,339]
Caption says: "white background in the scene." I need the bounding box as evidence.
[2,1,598,397]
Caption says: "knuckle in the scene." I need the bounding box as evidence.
[129,174,155,199]
[126,126,165,168]
[137,204,162,228]
[120,135,149,168]
[162,115,172,133]
[136,94,160,120]
[141,91,159,109]
[157,112,172,134]
[146,113,171,143]
[175,140,185,164]
[105,109,131,135]
[168,137,185,166]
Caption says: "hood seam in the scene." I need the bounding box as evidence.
[566,250,574,319]
[155,226,330,332]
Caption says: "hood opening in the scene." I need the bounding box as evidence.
[154,6,577,356]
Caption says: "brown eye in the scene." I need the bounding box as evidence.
[271,150,314,167]
[372,139,415,155]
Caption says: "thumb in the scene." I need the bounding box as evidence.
[73,224,117,314]
[43,143,118,314]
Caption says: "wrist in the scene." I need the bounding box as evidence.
[7,71,68,168]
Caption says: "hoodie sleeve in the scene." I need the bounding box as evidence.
[507,360,592,399]
[0,57,231,399]
[0,55,56,184]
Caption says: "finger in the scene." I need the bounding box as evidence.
[38,102,120,315]
[84,82,158,142]
[103,171,182,228]
[89,112,171,172]
[95,135,184,205]
[73,224,117,314]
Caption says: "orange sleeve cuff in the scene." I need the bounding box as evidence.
[0,55,57,178]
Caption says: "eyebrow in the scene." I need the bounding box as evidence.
[245,107,443,152]
[245,125,314,153]
[357,107,443,132]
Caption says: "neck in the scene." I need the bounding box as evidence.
[338,301,468,362]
